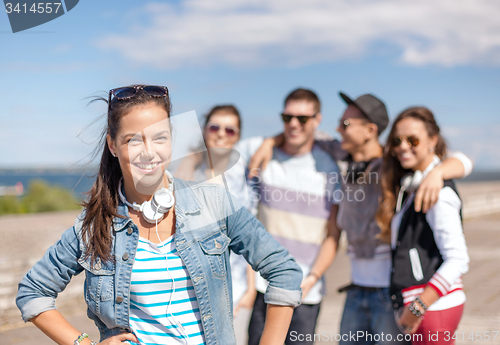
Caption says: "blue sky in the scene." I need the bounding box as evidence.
[1,0,500,169]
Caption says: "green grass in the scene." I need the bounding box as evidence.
[0,180,82,216]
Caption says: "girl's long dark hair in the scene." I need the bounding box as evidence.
[376,107,447,243]
[81,86,171,264]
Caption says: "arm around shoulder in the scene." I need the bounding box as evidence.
[441,150,474,179]
[415,152,474,213]
[314,138,346,161]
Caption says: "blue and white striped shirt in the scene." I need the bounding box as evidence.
[128,235,206,345]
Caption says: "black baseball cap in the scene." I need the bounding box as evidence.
[339,92,389,135]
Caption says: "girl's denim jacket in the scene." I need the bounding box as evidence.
[17,179,302,344]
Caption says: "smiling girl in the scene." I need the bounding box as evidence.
[377,107,469,345]
[16,85,302,345]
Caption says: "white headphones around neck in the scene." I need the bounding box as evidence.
[396,170,424,212]
[118,170,175,223]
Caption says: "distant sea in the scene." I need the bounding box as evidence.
[461,171,500,182]
[0,169,97,198]
[0,168,499,199]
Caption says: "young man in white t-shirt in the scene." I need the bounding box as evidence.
[236,89,342,345]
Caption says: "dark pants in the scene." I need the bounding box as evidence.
[248,292,321,345]
[340,286,409,345]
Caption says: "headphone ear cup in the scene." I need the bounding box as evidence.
[118,173,175,223]
[153,188,175,211]
[411,171,424,190]
[346,160,369,181]
[141,188,175,223]
[141,200,165,223]
[401,175,413,191]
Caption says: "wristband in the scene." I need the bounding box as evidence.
[408,300,424,318]
[74,333,88,345]
[415,296,428,312]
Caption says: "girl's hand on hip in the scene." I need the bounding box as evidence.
[398,307,422,334]
[99,332,139,344]
[234,288,257,317]
[300,275,318,301]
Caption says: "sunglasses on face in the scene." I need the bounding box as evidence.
[340,119,350,131]
[339,118,370,131]
[206,123,239,137]
[281,113,318,124]
[108,85,169,107]
[392,136,420,147]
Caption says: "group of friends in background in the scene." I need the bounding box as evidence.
[16,85,471,345]
[189,88,471,345]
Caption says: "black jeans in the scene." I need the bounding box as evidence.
[248,292,321,345]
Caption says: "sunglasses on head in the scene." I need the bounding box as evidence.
[206,123,239,137]
[392,136,420,147]
[281,113,318,124]
[108,85,169,107]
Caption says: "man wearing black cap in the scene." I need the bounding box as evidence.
[318,92,473,344]
[248,91,473,345]
[330,92,407,344]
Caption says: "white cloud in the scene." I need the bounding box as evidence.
[96,0,500,69]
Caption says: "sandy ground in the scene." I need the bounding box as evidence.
[1,209,499,344]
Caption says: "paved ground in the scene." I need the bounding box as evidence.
[315,213,500,345]
[1,212,499,344]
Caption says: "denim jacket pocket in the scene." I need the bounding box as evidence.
[199,231,230,279]
[78,257,116,315]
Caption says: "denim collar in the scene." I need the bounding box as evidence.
[112,178,202,232]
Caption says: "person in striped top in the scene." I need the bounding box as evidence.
[16,85,303,345]
[128,236,205,344]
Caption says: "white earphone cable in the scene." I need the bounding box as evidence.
[155,202,187,343]
[162,239,188,343]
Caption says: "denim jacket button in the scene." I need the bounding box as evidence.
[127,227,133,235]
[94,260,101,271]
[391,295,397,300]
[116,296,123,303]
[122,252,129,261]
